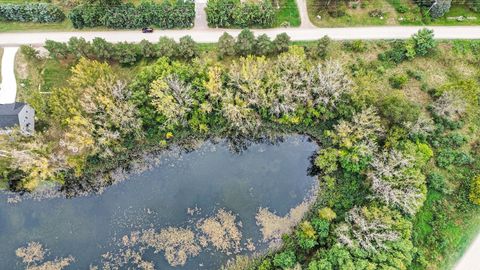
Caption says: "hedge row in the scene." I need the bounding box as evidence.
[0,3,65,23]
[44,36,199,65]
[206,0,275,28]
[69,0,195,29]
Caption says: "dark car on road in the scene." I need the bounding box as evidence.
[142,27,153,33]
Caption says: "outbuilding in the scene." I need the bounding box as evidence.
[0,102,35,134]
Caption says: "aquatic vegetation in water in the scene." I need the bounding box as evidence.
[140,227,201,267]
[196,209,242,254]
[16,242,74,270]
[255,202,311,246]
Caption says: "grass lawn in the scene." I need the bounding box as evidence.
[307,0,400,27]
[307,0,480,27]
[431,5,480,25]
[274,0,301,27]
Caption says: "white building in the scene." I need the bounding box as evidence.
[0,102,35,134]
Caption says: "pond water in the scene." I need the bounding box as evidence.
[0,135,318,269]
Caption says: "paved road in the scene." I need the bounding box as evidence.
[296,0,315,28]
[0,47,18,104]
[194,2,208,30]
[455,233,480,270]
[1,26,480,46]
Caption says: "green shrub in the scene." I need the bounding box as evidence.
[114,42,140,66]
[20,45,39,60]
[407,69,423,81]
[343,40,367,52]
[217,32,236,59]
[380,94,420,124]
[469,175,480,205]
[318,207,336,221]
[412,29,436,56]
[389,74,409,89]
[310,36,331,59]
[396,4,408,13]
[378,40,407,64]
[258,259,273,270]
[91,37,114,59]
[273,250,296,269]
[178,35,198,60]
[311,218,330,239]
[235,28,256,56]
[296,221,317,249]
[272,33,290,54]
[427,172,447,192]
[255,34,273,56]
[157,37,179,58]
[0,3,65,23]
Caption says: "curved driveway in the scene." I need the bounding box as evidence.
[1,26,480,46]
[0,47,18,104]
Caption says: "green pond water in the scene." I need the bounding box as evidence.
[0,135,318,269]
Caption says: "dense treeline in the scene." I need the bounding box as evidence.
[43,36,199,65]
[0,3,65,23]
[205,0,275,28]
[41,30,296,65]
[69,0,195,29]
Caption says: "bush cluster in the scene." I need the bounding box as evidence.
[69,0,194,29]
[205,0,275,28]
[379,28,436,64]
[217,29,291,58]
[0,3,65,23]
[44,36,198,65]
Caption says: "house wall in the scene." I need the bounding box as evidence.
[18,104,34,134]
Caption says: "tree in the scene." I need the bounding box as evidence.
[368,150,426,215]
[91,37,114,59]
[431,91,467,121]
[139,39,158,59]
[272,32,290,54]
[217,32,236,59]
[412,29,436,56]
[113,42,140,66]
[44,40,69,59]
[178,35,198,60]
[235,29,256,56]
[336,206,401,251]
[310,35,331,59]
[273,250,296,269]
[67,37,91,58]
[430,0,451,19]
[157,37,178,59]
[296,221,318,249]
[255,34,273,56]
[380,93,420,125]
[149,75,194,128]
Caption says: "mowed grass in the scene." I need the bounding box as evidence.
[307,0,480,27]
[41,59,71,92]
[432,5,480,25]
[274,0,301,27]
[307,0,400,27]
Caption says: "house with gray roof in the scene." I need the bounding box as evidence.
[0,102,34,134]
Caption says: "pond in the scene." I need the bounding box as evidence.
[0,135,318,269]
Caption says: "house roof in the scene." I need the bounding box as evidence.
[0,102,27,128]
